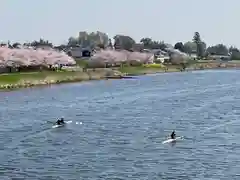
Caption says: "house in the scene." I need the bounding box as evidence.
[143,49,170,63]
[156,55,170,63]
[67,46,92,58]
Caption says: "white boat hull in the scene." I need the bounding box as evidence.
[162,136,182,144]
[52,121,72,128]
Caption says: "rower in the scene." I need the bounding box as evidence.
[56,117,65,125]
[170,130,176,139]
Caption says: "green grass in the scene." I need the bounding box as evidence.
[117,65,169,75]
[229,60,240,63]
[0,71,84,84]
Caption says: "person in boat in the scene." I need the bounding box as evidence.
[56,118,65,125]
[170,130,176,139]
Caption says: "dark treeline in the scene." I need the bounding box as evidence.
[1,31,240,60]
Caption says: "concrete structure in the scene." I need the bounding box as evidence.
[67,46,92,58]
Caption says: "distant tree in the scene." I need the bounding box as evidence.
[174,42,185,52]
[67,31,109,48]
[184,41,197,54]
[151,41,167,50]
[193,32,201,46]
[68,37,79,46]
[113,36,121,50]
[140,37,152,48]
[113,35,136,51]
[7,41,11,48]
[108,39,113,49]
[140,37,167,50]
[193,32,204,58]
[207,44,228,56]
[78,31,109,48]
[229,46,240,60]
[23,42,31,46]
[12,42,21,48]
[201,41,207,54]
[30,38,53,47]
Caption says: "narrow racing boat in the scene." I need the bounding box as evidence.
[52,121,72,128]
[162,136,183,144]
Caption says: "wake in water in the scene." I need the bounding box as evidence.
[52,121,82,128]
[162,119,239,145]
[190,119,240,142]
[200,119,238,134]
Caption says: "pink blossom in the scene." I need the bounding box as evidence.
[0,47,76,67]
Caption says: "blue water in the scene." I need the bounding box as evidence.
[1,69,240,179]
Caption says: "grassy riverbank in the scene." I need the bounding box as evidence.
[1,60,240,90]
[117,66,178,75]
[117,60,240,75]
[0,69,122,90]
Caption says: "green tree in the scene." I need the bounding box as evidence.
[151,41,167,50]
[140,37,167,50]
[108,39,113,49]
[113,35,136,51]
[67,37,79,46]
[140,38,152,48]
[174,42,185,52]
[229,46,240,60]
[207,44,228,55]
[12,42,21,48]
[183,41,197,54]
[193,32,204,58]
[30,38,53,47]
[67,31,109,48]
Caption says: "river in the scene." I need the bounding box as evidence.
[1,69,240,179]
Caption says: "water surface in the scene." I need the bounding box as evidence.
[1,69,240,179]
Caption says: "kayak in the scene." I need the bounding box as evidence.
[52,121,72,128]
[162,136,182,144]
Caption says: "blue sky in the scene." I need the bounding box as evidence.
[1,0,239,47]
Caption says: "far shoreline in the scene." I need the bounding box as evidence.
[1,62,240,92]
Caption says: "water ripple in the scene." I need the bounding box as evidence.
[1,69,240,179]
